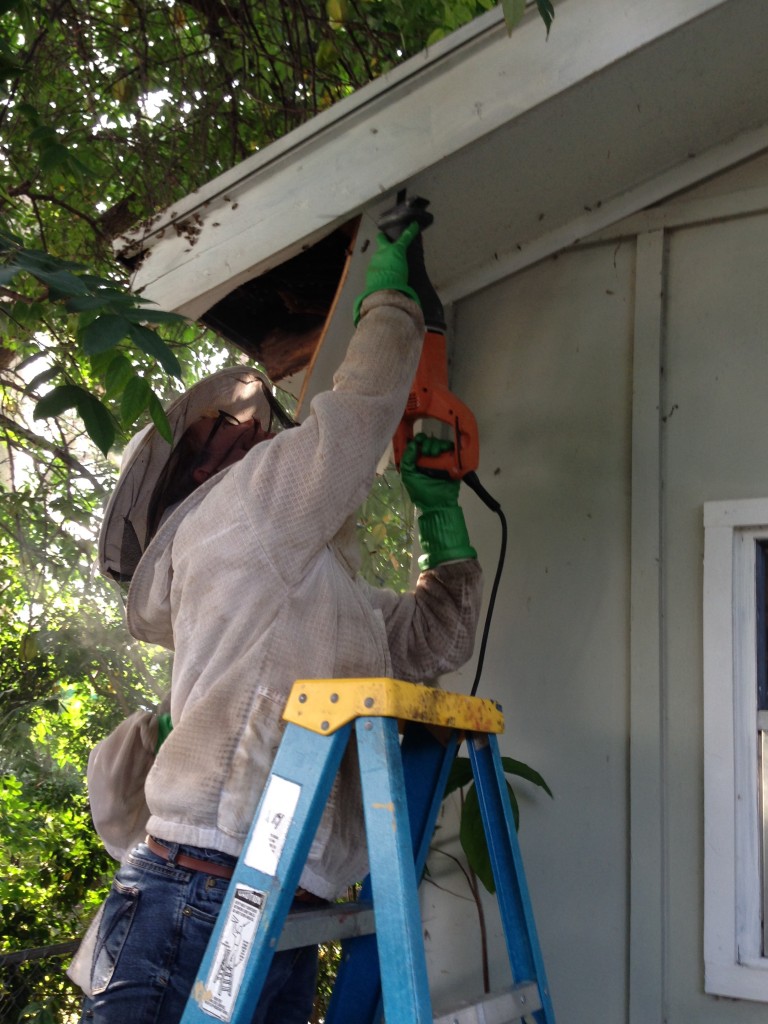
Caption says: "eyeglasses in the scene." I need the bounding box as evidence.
[202,410,241,451]
[204,385,297,448]
[201,393,296,452]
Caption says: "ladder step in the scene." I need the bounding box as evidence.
[433,983,542,1024]
[276,901,375,950]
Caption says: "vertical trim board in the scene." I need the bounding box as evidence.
[629,229,666,1024]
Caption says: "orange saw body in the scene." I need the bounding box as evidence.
[392,328,479,480]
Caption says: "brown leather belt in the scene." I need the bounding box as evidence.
[145,836,328,905]
[147,835,235,879]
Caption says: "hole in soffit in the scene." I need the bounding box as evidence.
[200,218,358,381]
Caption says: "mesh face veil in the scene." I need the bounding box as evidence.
[98,368,297,582]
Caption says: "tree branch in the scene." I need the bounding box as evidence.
[0,412,108,492]
[8,185,108,241]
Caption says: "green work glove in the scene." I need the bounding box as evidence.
[401,433,477,570]
[353,221,421,325]
[156,712,173,752]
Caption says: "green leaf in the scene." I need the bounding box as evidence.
[63,150,96,183]
[33,384,87,420]
[24,365,62,395]
[32,384,116,453]
[536,0,555,36]
[18,1001,43,1015]
[501,0,526,34]
[80,314,131,354]
[8,298,45,329]
[19,631,40,661]
[78,394,116,455]
[14,102,40,123]
[443,754,552,800]
[316,38,338,70]
[123,305,186,326]
[103,353,135,396]
[14,249,87,274]
[78,271,127,291]
[12,251,92,296]
[128,323,182,378]
[0,48,25,78]
[120,374,150,424]
[148,390,173,443]
[67,291,135,313]
[39,142,71,174]
[89,349,118,377]
[446,754,551,894]
[326,0,348,27]
[28,125,57,146]
[24,267,91,298]
[458,784,489,894]
[500,756,553,798]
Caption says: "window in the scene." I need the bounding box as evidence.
[758,541,768,958]
[704,500,768,1001]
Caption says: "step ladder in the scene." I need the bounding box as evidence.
[179,678,556,1024]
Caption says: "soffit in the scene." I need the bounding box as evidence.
[122,0,768,319]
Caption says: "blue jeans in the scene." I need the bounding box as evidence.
[79,841,318,1024]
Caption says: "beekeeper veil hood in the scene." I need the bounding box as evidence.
[98,366,295,583]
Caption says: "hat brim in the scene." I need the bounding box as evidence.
[98,366,289,581]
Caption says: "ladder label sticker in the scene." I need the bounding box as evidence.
[202,885,266,1021]
[244,773,301,876]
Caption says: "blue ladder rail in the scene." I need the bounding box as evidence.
[179,678,556,1024]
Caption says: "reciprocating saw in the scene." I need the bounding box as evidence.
[377,194,479,480]
[379,193,505,698]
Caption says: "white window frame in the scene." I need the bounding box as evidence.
[704,498,768,1001]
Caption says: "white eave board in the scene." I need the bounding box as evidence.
[125,0,767,319]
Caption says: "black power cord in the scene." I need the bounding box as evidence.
[462,471,507,698]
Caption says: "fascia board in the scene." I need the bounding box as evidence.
[127,0,730,317]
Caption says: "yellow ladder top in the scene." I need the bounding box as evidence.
[283,677,504,735]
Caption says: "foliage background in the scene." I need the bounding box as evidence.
[0,0,553,1019]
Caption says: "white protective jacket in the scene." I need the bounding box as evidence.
[126,291,483,899]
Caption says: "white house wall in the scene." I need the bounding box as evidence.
[426,227,636,1022]
[423,151,768,1023]
[661,206,768,1023]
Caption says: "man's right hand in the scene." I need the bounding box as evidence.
[400,433,460,513]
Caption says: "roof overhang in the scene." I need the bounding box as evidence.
[122,0,768,381]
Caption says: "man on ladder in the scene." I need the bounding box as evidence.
[72,213,483,1023]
